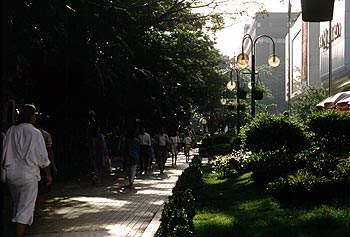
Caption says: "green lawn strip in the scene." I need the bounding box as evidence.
[194,165,350,237]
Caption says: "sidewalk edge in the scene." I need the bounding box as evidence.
[141,204,163,237]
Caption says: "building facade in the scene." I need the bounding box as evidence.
[285,16,321,100]
[286,0,350,101]
[319,0,350,94]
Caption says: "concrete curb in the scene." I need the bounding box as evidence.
[141,205,163,237]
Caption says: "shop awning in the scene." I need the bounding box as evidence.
[316,91,350,110]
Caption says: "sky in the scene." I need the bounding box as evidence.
[214,0,302,57]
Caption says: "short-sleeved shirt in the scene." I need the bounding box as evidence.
[3,123,50,182]
[138,132,151,146]
[184,136,192,145]
[39,128,53,147]
[158,134,169,147]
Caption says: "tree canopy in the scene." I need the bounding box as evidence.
[2,0,232,130]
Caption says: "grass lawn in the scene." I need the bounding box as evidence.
[194,165,350,237]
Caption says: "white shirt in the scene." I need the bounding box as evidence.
[138,132,151,146]
[39,128,53,147]
[3,123,50,182]
[158,133,169,147]
[184,136,192,145]
[170,136,180,145]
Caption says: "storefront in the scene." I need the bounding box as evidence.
[319,0,350,94]
[286,0,350,102]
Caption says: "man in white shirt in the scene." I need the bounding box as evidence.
[2,104,52,237]
[138,127,151,174]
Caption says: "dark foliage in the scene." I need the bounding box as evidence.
[306,110,350,155]
[240,113,308,153]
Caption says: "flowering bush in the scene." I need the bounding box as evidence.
[212,150,251,179]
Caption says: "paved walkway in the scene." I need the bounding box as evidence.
[2,149,198,237]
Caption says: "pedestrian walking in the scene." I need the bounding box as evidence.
[169,131,180,166]
[35,113,58,217]
[118,130,128,172]
[183,133,192,163]
[157,127,169,174]
[123,128,140,190]
[2,104,52,237]
[138,126,151,175]
[88,123,109,185]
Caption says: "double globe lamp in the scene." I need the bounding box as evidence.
[236,34,280,117]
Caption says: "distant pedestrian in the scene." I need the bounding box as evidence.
[125,128,140,189]
[2,104,52,237]
[157,127,169,174]
[118,130,128,171]
[35,113,58,217]
[183,133,192,163]
[88,123,109,185]
[150,136,156,166]
[138,127,151,175]
[169,131,180,166]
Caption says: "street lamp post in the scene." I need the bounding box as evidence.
[236,34,280,117]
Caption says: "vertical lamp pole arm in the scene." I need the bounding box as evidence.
[288,0,291,110]
[234,68,241,134]
[229,68,233,84]
[241,34,254,116]
[251,38,257,117]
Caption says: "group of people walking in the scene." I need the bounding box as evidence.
[1,103,196,237]
[118,126,194,189]
[86,122,195,190]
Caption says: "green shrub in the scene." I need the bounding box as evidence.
[199,134,240,157]
[267,169,334,202]
[291,86,328,120]
[201,134,232,146]
[212,150,251,179]
[331,158,350,182]
[230,136,241,150]
[240,113,308,153]
[173,224,193,237]
[268,156,350,202]
[156,189,195,237]
[330,158,350,196]
[301,148,342,178]
[199,143,232,157]
[156,157,202,237]
[248,149,307,185]
[306,110,350,155]
[191,155,202,167]
[173,159,203,195]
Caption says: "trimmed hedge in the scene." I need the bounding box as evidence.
[155,156,203,237]
[199,134,240,157]
[248,149,307,185]
[306,110,350,155]
[240,113,308,153]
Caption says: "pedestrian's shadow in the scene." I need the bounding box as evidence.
[117,185,137,194]
[158,173,169,179]
[147,173,169,180]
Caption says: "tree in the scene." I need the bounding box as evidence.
[291,87,328,120]
[1,0,251,176]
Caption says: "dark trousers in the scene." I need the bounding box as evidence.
[139,145,150,172]
[158,146,166,173]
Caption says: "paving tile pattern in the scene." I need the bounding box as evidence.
[1,150,198,237]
